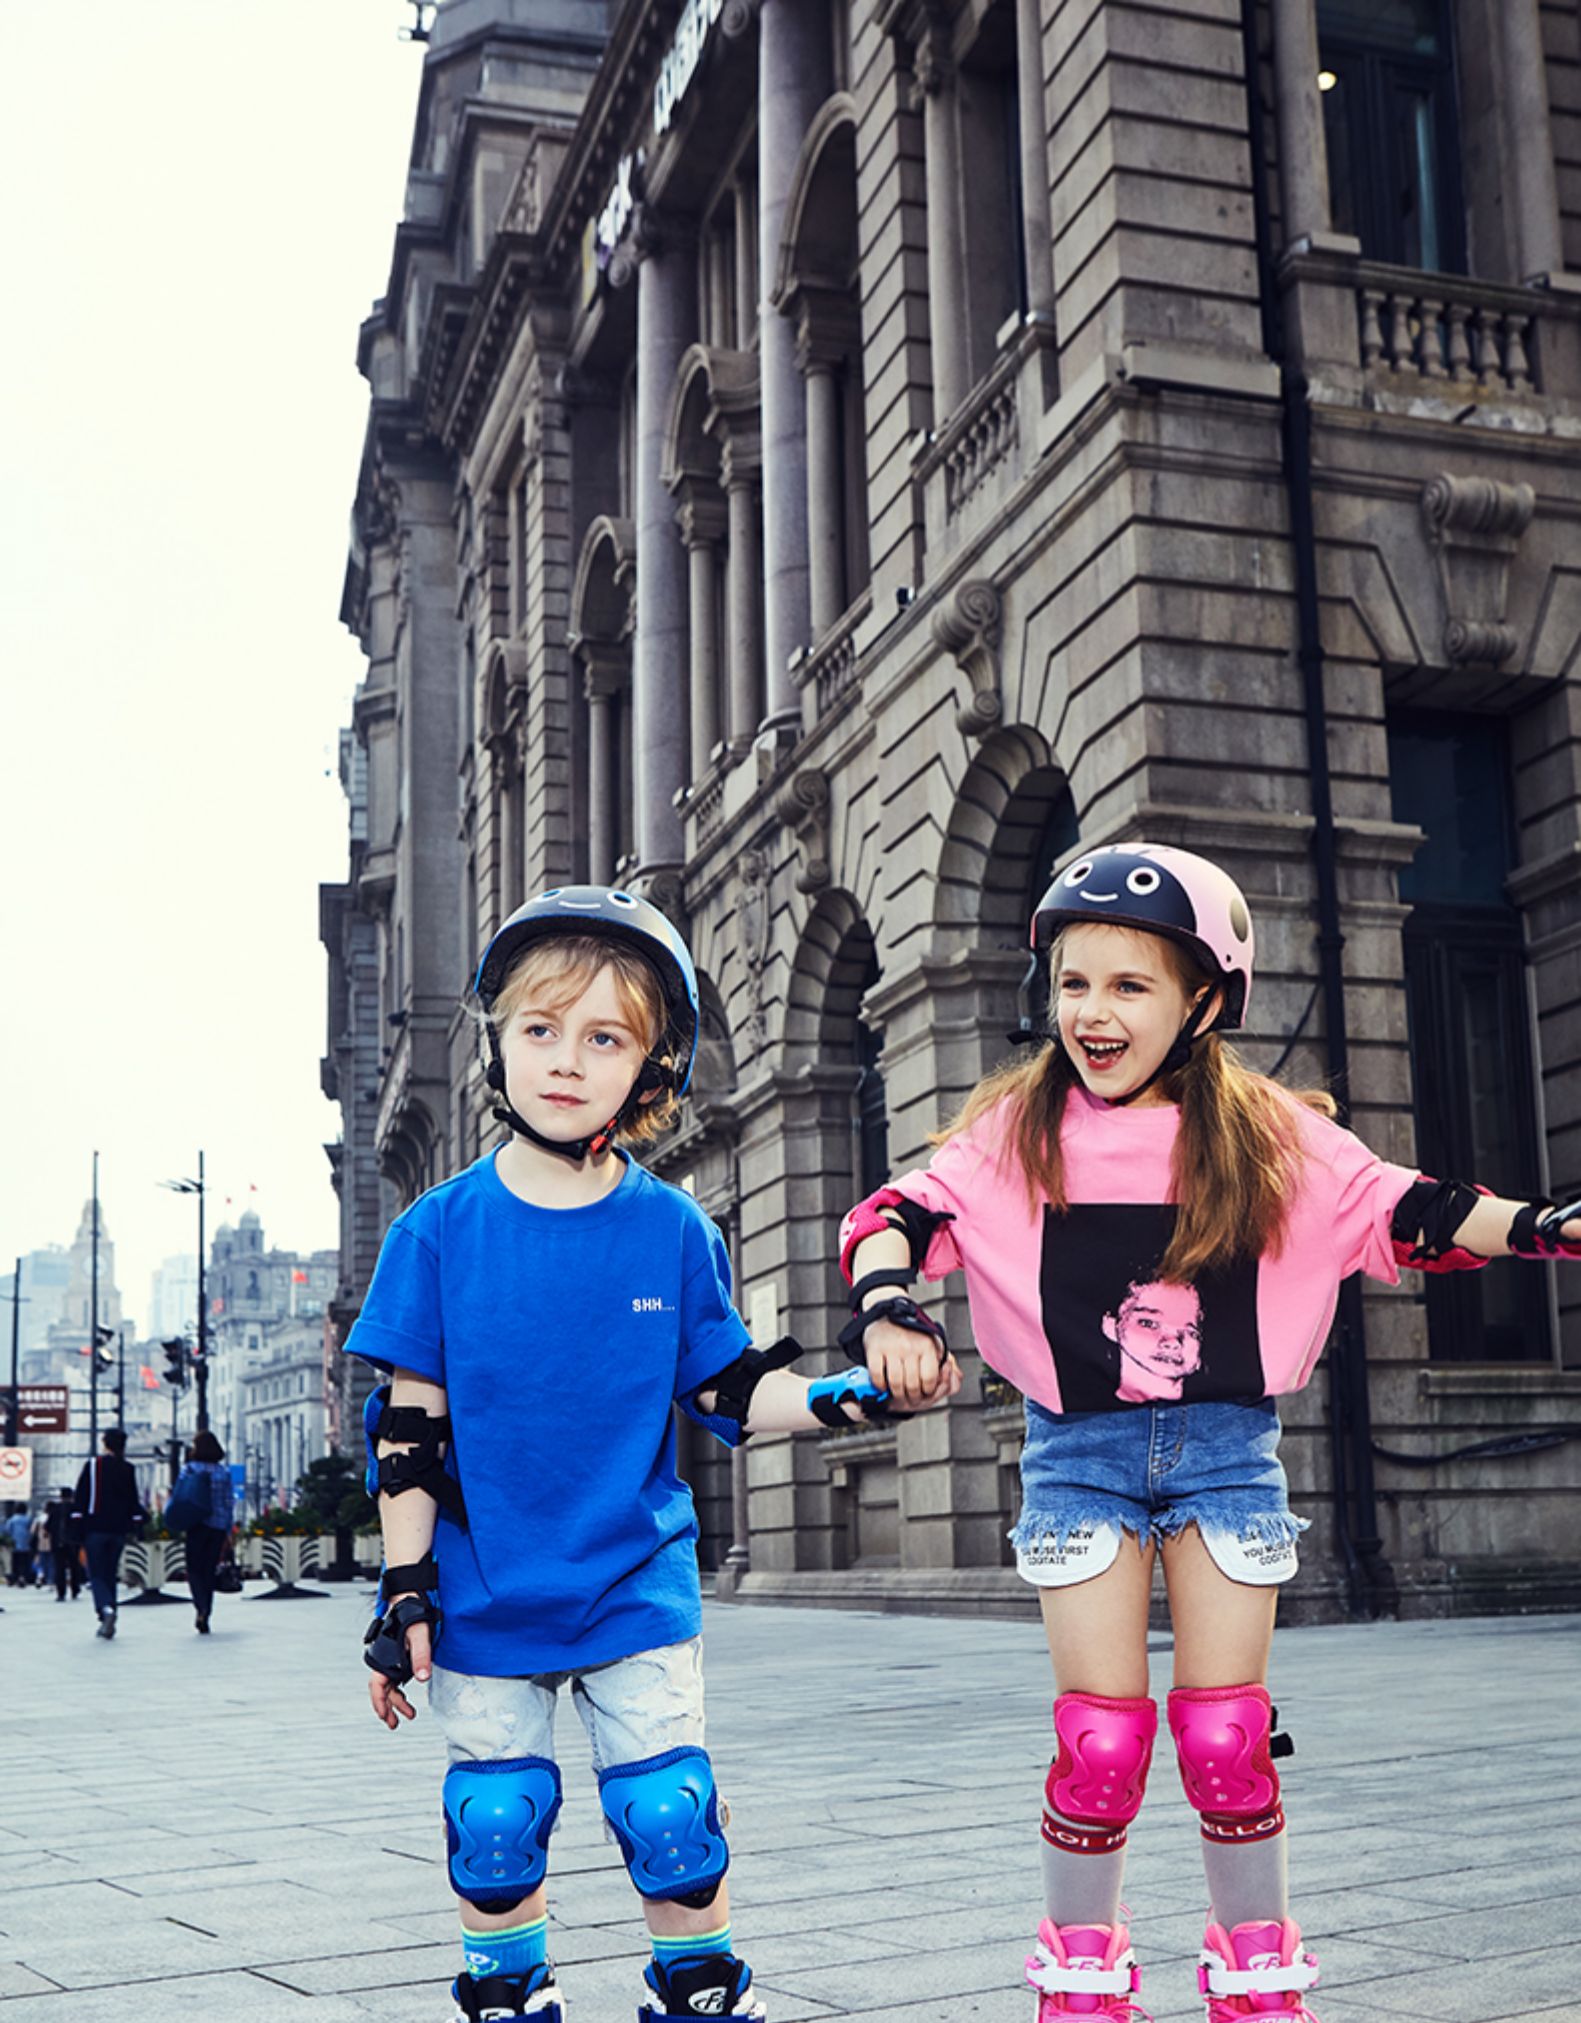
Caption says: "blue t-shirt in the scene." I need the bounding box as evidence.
[347,1149,752,1677]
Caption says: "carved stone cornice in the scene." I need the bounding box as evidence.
[573,637,631,699]
[932,578,1003,737]
[789,284,863,376]
[774,767,832,893]
[1421,473,1536,667]
[675,483,729,549]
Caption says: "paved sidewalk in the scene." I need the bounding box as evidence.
[0,1581,1577,2022]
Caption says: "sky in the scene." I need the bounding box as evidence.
[0,2,428,1333]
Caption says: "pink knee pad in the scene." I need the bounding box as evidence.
[1043,1693,1158,1854]
[1167,1683,1285,1843]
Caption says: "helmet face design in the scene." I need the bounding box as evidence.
[1031,844,1254,1031]
[474,886,700,1095]
[1047,850,1198,942]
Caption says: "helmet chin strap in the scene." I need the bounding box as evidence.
[1104,994,1214,1110]
[484,1034,629,1165]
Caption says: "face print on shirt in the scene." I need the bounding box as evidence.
[1039,1203,1264,1411]
[1103,1278,1203,1403]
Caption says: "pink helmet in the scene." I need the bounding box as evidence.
[1031,843,1255,1030]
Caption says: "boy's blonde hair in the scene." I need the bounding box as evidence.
[487,934,681,1143]
[936,929,1335,1281]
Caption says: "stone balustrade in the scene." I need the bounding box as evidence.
[793,590,868,731]
[1356,268,1547,394]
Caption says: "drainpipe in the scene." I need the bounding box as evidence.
[1238,0,1391,1619]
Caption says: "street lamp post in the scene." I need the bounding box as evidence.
[5,1256,22,1448]
[161,1153,210,1434]
[89,1149,100,1447]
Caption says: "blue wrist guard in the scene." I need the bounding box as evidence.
[806,1366,898,1429]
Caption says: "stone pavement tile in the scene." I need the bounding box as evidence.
[0,1973,338,2021]
[0,1881,162,1942]
[0,1858,86,1892]
[1342,1854,1581,1914]
[740,1936,1046,2011]
[0,1973,54,2003]
[6,1922,232,1990]
[255,1943,455,1996]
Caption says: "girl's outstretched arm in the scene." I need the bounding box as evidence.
[1397,1178,1581,1263]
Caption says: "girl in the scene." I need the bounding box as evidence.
[837,843,1580,2023]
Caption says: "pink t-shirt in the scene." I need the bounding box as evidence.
[842,1085,1419,1415]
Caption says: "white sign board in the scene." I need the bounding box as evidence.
[0,1448,35,1500]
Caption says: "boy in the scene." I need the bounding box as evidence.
[352,887,959,2023]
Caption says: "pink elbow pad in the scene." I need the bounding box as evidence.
[839,1187,911,1280]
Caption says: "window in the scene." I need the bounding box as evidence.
[957,8,1025,381]
[1318,0,1465,272]
[1389,713,1548,1361]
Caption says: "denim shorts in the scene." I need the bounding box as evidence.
[1009,1399,1307,1587]
[429,1636,706,1780]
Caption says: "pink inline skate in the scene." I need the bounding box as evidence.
[1025,1920,1150,2022]
[1198,1919,1320,2022]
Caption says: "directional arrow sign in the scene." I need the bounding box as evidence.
[14,1386,68,1434]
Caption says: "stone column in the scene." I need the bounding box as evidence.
[633,219,697,876]
[677,488,728,779]
[804,362,845,638]
[581,650,625,886]
[1270,0,1333,249]
[723,442,764,751]
[758,0,831,730]
[914,24,969,420]
[1499,0,1566,279]
[1014,0,1056,323]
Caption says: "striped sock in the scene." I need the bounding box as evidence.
[461,1913,549,1985]
[652,1921,733,1976]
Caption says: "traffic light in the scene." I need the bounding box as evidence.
[161,1338,189,1389]
[93,1326,116,1373]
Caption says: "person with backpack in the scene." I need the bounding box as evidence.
[168,1429,236,1633]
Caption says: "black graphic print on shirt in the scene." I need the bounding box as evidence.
[1038,1203,1265,1412]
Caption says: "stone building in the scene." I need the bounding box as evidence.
[324,0,1581,1620]
[205,1212,337,1464]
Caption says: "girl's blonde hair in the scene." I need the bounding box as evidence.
[487,934,681,1144]
[937,930,1335,1281]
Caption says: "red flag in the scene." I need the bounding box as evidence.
[292,1270,308,1284]
[140,1365,160,1391]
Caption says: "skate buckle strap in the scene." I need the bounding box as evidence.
[1198,1947,1320,1997]
[1027,1942,1141,1997]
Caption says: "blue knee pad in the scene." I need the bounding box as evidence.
[443,1757,562,1910]
[598,1745,729,1903]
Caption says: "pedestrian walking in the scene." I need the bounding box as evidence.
[45,1493,81,1601]
[168,1429,235,1633]
[352,888,955,2023]
[4,1506,34,1586]
[72,1427,146,1639]
[29,1504,52,1589]
[839,842,1581,2023]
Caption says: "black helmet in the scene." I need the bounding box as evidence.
[474,886,701,1108]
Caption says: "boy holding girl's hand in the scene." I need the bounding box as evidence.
[353,888,959,2023]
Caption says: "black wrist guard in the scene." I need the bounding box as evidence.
[849,1265,916,1311]
[692,1335,806,1439]
[379,1553,438,1607]
[1508,1196,1581,1259]
[363,1591,440,1686]
[836,1294,948,1361]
